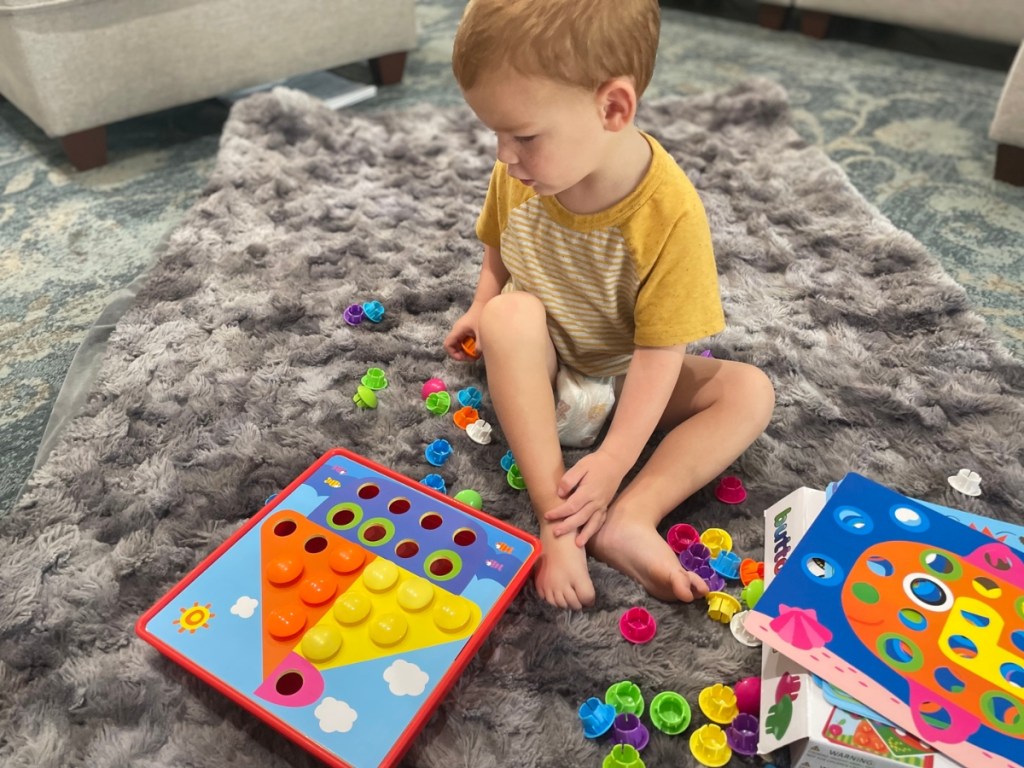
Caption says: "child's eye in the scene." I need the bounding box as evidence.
[515,135,537,144]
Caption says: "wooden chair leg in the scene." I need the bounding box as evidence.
[995,143,1024,186]
[758,3,789,30]
[368,51,408,86]
[60,126,108,170]
[799,10,832,39]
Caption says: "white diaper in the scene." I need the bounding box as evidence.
[555,367,617,448]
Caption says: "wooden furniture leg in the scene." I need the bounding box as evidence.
[60,126,108,170]
[758,3,789,30]
[995,143,1024,186]
[799,10,832,39]
[368,51,408,86]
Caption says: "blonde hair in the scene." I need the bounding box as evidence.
[452,0,660,97]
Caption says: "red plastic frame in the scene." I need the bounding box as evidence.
[136,447,540,768]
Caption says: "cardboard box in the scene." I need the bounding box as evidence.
[756,488,958,768]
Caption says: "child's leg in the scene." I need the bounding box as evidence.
[589,354,775,602]
[478,291,596,609]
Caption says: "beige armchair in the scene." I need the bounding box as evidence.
[991,44,1024,185]
[755,0,1024,185]
[0,0,417,170]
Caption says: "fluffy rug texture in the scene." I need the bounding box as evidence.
[3,81,1023,768]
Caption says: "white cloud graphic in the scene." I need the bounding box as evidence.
[230,596,259,619]
[315,697,358,733]
[384,660,429,696]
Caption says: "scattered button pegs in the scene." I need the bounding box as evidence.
[732,676,761,717]
[499,450,516,472]
[452,406,479,430]
[606,680,645,717]
[465,419,493,444]
[421,378,446,400]
[741,578,765,610]
[424,439,452,467]
[714,475,747,504]
[361,367,388,390]
[679,542,711,571]
[706,592,742,624]
[343,304,366,326]
[726,713,759,756]
[353,385,378,409]
[420,474,447,494]
[710,550,741,580]
[729,611,761,647]
[948,468,982,496]
[361,300,385,323]
[603,744,645,768]
[457,386,483,408]
[739,558,764,586]
[689,724,732,767]
[619,606,657,645]
[666,523,700,554]
[610,713,650,751]
[693,563,725,593]
[579,697,617,738]
[700,528,732,557]
[649,691,691,735]
[506,464,526,491]
[425,391,452,415]
[453,489,483,510]
[698,683,739,724]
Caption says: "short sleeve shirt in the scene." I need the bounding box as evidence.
[476,133,725,377]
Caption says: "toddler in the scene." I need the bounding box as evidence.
[445,0,775,609]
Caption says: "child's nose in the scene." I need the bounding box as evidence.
[496,135,517,165]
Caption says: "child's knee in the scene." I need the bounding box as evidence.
[737,364,775,424]
[479,292,546,341]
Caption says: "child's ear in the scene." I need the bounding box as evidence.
[597,77,638,131]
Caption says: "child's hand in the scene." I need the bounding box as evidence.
[545,451,628,547]
[444,309,482,361]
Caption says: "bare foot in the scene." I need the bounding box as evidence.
[534,525,596,609]
[589,512,708,603]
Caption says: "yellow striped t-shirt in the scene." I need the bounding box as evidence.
[476,133,725,377]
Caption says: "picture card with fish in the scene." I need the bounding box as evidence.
[744,472,1024,768]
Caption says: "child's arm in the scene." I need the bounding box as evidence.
[444,244,510,360]
[545,344,687,545]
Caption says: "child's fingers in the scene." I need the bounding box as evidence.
[543,497,576,522]
[574,509,606,547]
[443,335,469,361]
[553,500,600,537]
[689,571,709,598]
[557,467,583,499]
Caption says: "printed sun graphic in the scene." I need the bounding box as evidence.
[173,601,215,634]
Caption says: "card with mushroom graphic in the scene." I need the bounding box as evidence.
[137,448,539,768]
[744,472,1024,768]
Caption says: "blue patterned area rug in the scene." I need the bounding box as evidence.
[1,79,1022,768]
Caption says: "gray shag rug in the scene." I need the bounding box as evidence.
[3,81,1023,768]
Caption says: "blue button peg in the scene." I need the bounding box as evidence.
[500,449,516,472]
[420,474,447,494]
[579,697,617,739]
[362,300,385,323]
[425,439,453,467]
[457,386,483,408]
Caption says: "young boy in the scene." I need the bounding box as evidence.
[445,0,775,610]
